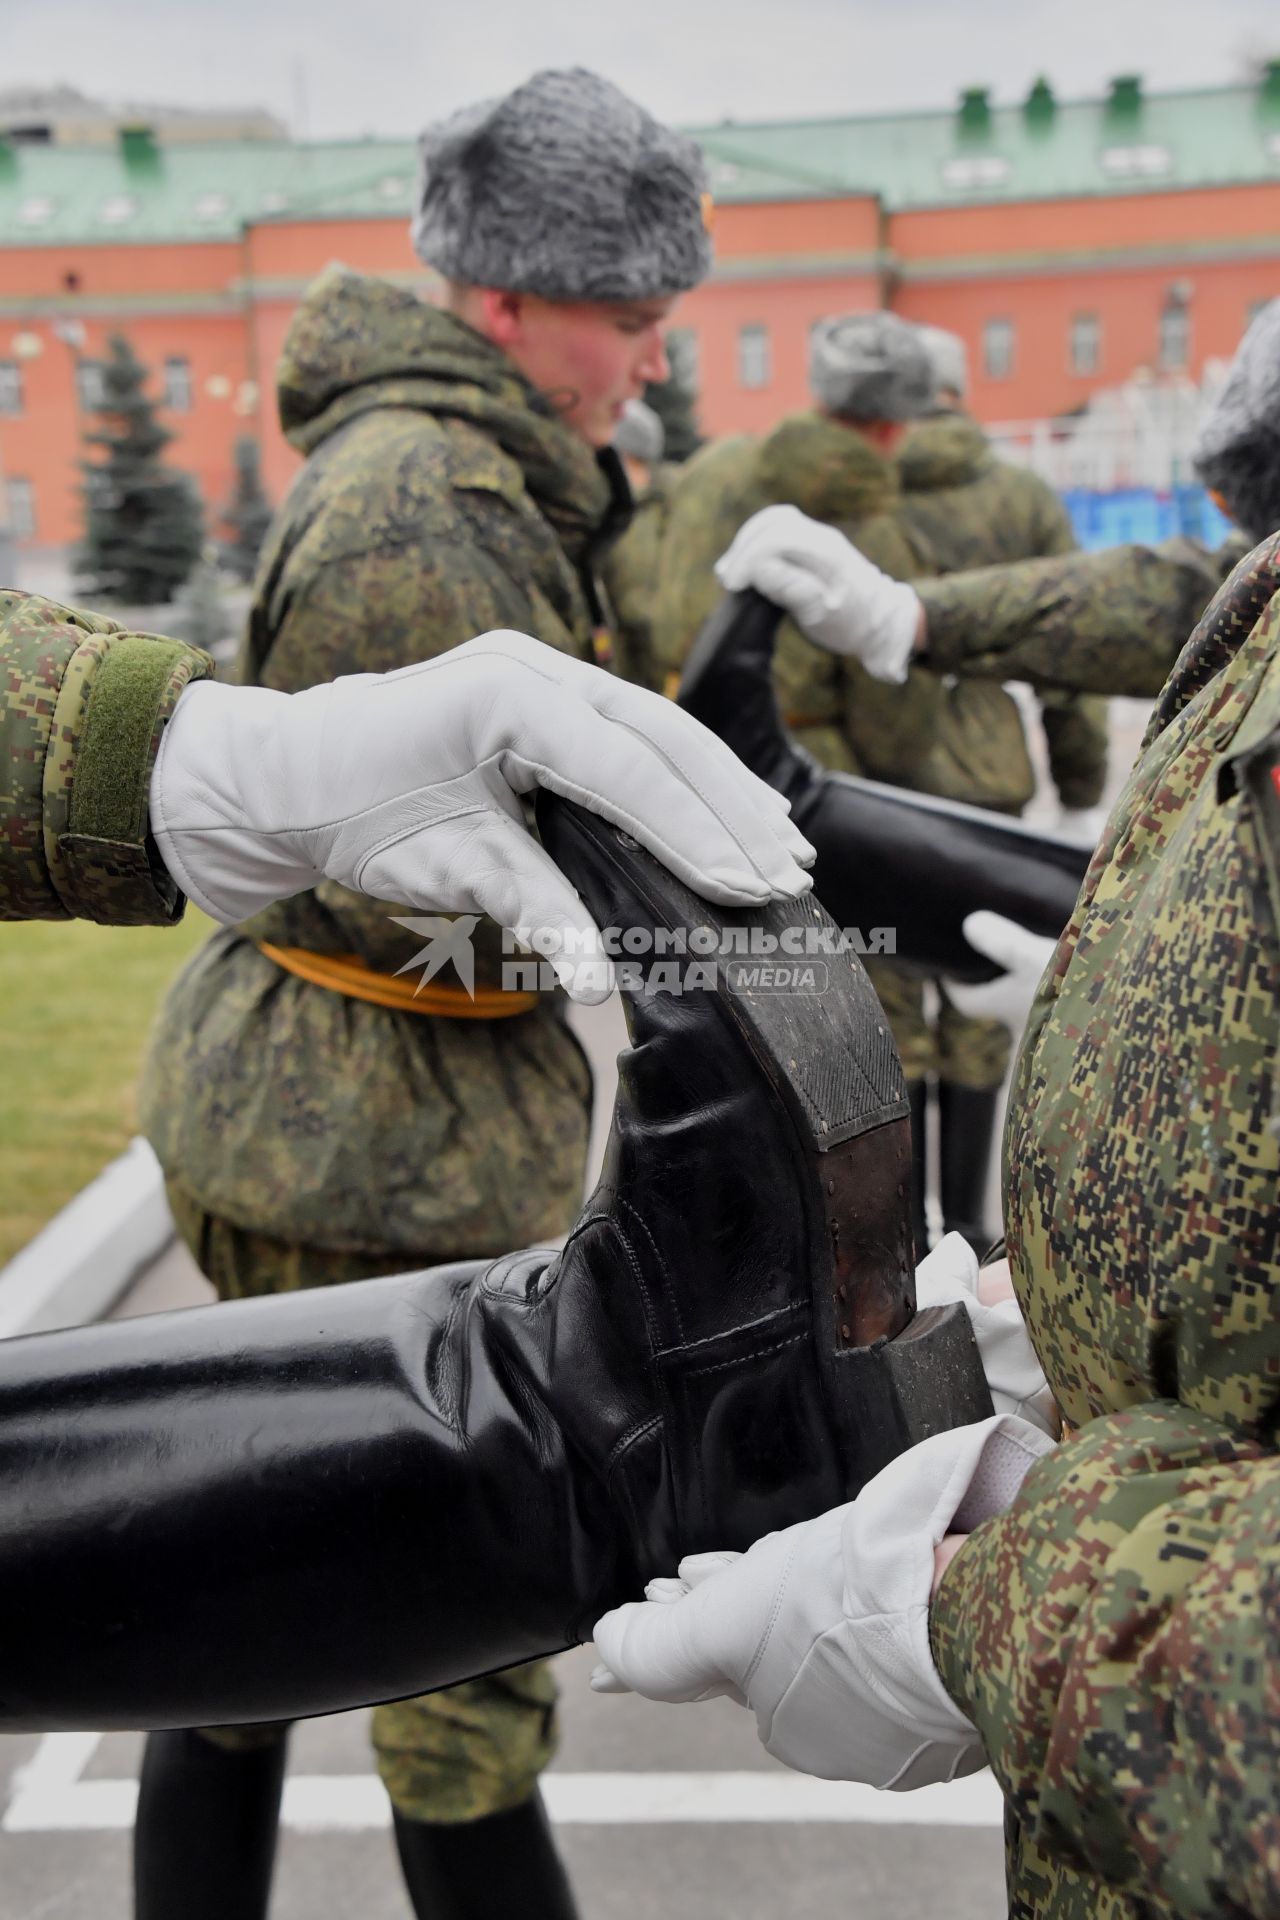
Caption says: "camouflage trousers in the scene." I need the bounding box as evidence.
[166,1180,559,1824]
[865,958,1012,1091]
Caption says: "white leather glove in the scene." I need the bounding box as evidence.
[1055,805,1106,847]
[945,911,1056,1029]
[592,1414,1054,1788]
[914,1234,1055,1437]
[149,631,815,1003]
[714,504,921,684]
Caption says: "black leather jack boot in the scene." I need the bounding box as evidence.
[392,1792,578,1920]
[907,1080,931,1259]
[678,589,1091,982]
[133,1728,289,1920]
[0,796,990,1734]
[938,1082,1002,1259]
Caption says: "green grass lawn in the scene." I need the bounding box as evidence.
[0,910,212,1266]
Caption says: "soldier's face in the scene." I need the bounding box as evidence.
[479,290,676,447]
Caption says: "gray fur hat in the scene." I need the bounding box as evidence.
[809,313,935,423]
[613,397,665,464]
[1193,300,1280,542]
[915,324,969,401]
[412,68,713,302]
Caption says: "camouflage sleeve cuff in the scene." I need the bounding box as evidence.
[1,590,213,925]
[929,1404,1269,1903]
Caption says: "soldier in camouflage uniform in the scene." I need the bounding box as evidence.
[601,397,676,691]
[896,325,1109,1253]
[654,312,952,1246]
[135,67,713,1920]
[598,300,1280,1920]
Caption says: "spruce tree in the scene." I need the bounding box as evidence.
[77,334,204,604]
[222,435,273,584]
[644,372,702,463]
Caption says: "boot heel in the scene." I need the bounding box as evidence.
[535,797,992,1501]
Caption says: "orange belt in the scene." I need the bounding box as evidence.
[256,943,540,1020]
[784,712,834,731]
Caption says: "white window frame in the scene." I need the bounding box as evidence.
[6,477,35,539]
[738,322,771,391]
[163,355,193,414]
[1069,312,1101,377]
[0,361,23,416]
[983,317,1015,381]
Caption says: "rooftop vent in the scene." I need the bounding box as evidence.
[1107,75,1143,118]
[1024,77,1055,128]
[958,86,992,135]
[119,124,159,170]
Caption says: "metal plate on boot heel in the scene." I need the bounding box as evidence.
[835,1304,995,1493]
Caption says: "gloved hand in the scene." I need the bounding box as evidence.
[714,504,922,684]
[591,1414,1054,1787]
[945,910,1056,1029]
[914,1234,1056,1436]
[149,630,815,1003]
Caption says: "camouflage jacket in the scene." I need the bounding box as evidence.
[141,271,622,1258]
[916,536,1246,698]
[898,413,1109,810]
[601,463,679,692]
[930,534,1280,1919]
[0,589,211,925]
[651,410,952,782]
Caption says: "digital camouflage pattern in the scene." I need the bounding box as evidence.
[897,410,1109,812]
[0,589,210,926]
[652,410,938,779]
[140,268,630,1818]
[917,535,1248,697]
[931,533,1280,1917]
[141,269,613,1259]
[601,462,678,691]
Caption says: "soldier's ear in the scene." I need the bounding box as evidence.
[472,287,526,350]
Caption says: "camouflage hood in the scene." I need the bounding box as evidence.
[753,410,900,521]
[276,267,620,558]
[897,411,995,493]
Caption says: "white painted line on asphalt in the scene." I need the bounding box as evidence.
[4,1735,1003,1833]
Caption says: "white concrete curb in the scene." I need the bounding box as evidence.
[0,1138,174,1338]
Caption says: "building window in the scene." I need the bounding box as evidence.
[0,361,23,416]
[76,361,106,411]
[983,317,1015,380]
[163,356,193,413]
[940,155,1011,191]
[1100,144,1172,179]
[6,478,35,539]
[665,327,700,393]
[98,195,138,226]
[1070,313,1101,377]
[1159,297,1191,372]
[738,323,771,390]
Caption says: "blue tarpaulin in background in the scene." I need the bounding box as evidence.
[1062,487,1235,552]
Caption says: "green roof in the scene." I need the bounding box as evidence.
[690,78,1280,210]
[2,77,1280,245]
[0,137,421,244]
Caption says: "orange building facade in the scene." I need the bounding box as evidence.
[3,80,1280,547]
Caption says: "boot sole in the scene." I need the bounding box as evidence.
[536,796,992,1496]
